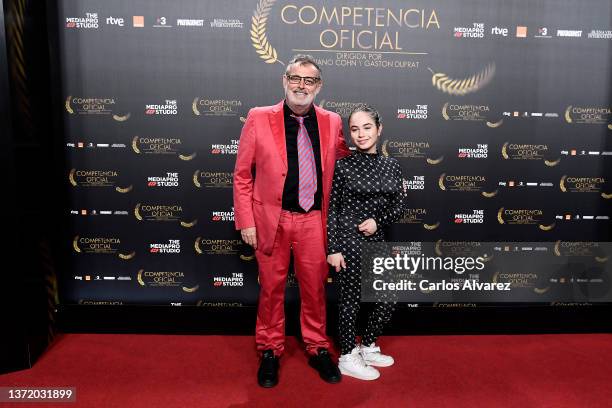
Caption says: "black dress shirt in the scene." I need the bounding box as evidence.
[282,102,323,212]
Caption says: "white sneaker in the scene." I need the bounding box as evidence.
[360,343,394,367]
[338,347,380,380]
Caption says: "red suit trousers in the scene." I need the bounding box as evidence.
[255,209,330,356]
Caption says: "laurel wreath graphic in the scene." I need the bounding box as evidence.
[113,113,130,122]
[193,170,202,188]
[69,169,77,186]
[438,173,446,190]
[182,285,200,293]
[481,190,498,198]
[497,208,505,224]
[426,156,444,165]
[608,124,612,130]
[595,256,609,263]
[134,203,143,221]
[73,236,81,253]
[118,251,135,260]
[381,140,390,157]
[423,222,439,230]
[428,63,495,96]
[492,271,499,284]
[564,106,573,123]
[192,98,201,115]
[434,240,443,256]
[601,192,612,199]
[481,253,493,262]
[534,286,550,294]
[132,136,140,153]
[560,175,567,192]
[179,153,196,161]
[180,219,198,228]
[251,0,283,65]
[116,185,133,193]
[539,223,555,231]
[137,269,145,286]
[65,96,74,114]
[544,158,560,167]
[501,142,510,159]
[486,119,503,128]
[441,103,450,120]
[195,237,203,254]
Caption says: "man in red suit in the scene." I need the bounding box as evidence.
[234,55,350,387]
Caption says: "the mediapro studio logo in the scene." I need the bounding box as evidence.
[213,273,244,287]
[150,240,181,254]
[211,140,239,155]
[66,12,99,29]
[145,99,178,115]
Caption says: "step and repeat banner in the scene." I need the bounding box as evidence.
[57,0,612,307]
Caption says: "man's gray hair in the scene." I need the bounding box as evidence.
[285,54,322,78]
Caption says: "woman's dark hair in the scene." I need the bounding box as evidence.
[348,104,382,128]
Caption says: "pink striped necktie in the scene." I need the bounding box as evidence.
[291,115,317,212]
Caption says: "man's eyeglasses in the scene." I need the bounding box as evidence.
[285,74,321,86]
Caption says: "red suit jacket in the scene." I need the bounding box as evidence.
[234,101,350,255]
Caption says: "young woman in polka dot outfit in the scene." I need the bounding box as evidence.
[327,105,405,381]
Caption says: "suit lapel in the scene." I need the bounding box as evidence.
[315,105,330,173]
[269,101,287,169]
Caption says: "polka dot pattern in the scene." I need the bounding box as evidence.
[327,151,405,355]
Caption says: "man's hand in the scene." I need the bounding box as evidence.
[327,253,346,272]
[358,218,377,236]
[241,227,257,249]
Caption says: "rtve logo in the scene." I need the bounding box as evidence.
[491,26,508,36]
[106,16,125,26]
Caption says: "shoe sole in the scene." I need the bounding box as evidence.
[364,360,394,368]
[339,366,380,381]
[258,380,278,388]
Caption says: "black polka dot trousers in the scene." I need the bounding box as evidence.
[338,238,395,356]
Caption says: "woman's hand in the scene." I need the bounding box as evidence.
[327,253,346,272]
[358,218,377,236]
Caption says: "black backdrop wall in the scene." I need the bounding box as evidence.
[53,0,612,308]
[1,1,610,374]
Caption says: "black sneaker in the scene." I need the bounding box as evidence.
[257,349,279,388]
[308,348,342,384]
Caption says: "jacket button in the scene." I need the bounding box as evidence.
[281,173,286,177]
[277,197,281,202]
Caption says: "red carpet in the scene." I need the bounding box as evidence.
[1,333,611,407]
